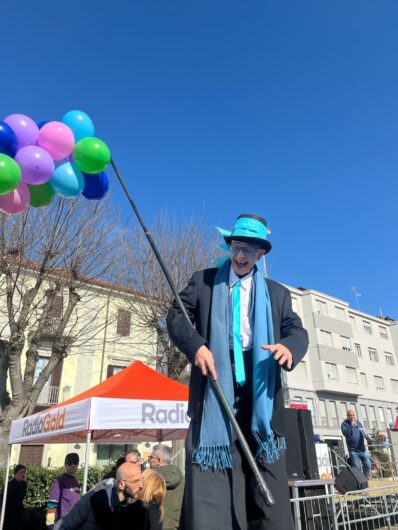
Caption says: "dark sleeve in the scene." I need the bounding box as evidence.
[279,288,309,371]
[148,504,163,530]
[341,421,352,439]
[166,272,207,363]
[90,490,113,529]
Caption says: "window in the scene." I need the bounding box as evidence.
[346,367,357,383]
[329,401,339,427]
[349,315,356,329]
[360,404,369,429]
[34,357,49,383]
[106,364,125,378]
[360,372,368,387]
[374,375,385,391]
[387,408,395,424]
[320,330,333,347]
[306,398,316,425]
[339,401,348,420]
[117,309,131,336]
[318,400,328,426]
[335,306,346,320]
[379,326,388,340]
[378,407,386,424]
[315,299,328,315]
[340,336,351,351]
[349,403,358,416]
[369,405,377,430]
[385,352,395,366]
[391,379,398,393]
[44,294,63,334]
[325,362,338,380]
[294,361,307,378]
[354,343,362,358]
[363,321,372,335]
[368,348,378,362]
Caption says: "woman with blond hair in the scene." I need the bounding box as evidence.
[136,468,166,530]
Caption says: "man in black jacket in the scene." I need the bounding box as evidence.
[167,214,308,530]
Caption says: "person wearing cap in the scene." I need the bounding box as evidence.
[1,464,27,530]
[167,214,309,530]
[46,453,80,527]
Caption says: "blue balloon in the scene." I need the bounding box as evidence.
[49,162,84,198]
[37,120,49,129]
[82,171,109,200]
[0,121,18,157]
[62,110,94,142]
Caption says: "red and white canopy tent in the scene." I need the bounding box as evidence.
[1,361,189,529]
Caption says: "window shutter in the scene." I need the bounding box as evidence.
[50,359,63,387]
[117,309,131,337]
[51,295,63,318]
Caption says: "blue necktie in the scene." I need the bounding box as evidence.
[232,280,246,385]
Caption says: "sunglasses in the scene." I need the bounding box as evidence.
[66,460,79,465]
[229,244,260,257]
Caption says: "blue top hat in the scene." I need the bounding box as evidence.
[218,213,272,254]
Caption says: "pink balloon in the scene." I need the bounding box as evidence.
[4,114,39,148]
[0,182,30,214]
[38,121,75,161]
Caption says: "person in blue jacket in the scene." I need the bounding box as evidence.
[341,409,372,478]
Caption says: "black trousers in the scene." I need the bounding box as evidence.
[180,350,294,530]
[180,421,294,530]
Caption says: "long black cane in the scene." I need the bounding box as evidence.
[111,159,274,506]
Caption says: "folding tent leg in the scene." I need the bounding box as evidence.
[0,445,12,530]
[82,431,92,494]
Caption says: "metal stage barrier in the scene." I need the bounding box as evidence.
[290,485,398,529]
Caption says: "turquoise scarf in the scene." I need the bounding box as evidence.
[192,260,285,470]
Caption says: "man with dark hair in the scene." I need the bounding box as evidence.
[125,449,143,466]
[148,444,184,530]
[167,214,309,530]
[102,456,126,480]
[46,453,80,527]
[1,464,27,530]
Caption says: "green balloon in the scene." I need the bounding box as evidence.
[28,182,55,208]
[0,154,22,195]
[73,137,111,174]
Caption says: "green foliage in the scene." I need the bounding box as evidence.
[0,466,106,509]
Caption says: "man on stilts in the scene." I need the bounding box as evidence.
[167,214,309,530]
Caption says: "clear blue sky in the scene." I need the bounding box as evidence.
[3,0,398,317]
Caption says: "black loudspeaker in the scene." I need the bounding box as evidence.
[334,466,368,494]
[285,408,319,480]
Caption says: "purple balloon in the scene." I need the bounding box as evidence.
[15,146,55,185]
[4,114,39,148]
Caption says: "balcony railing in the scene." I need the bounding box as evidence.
[37,385,60,405]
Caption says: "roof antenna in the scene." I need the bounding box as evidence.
[351,286,361,310]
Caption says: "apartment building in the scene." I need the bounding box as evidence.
[6,273,158,469]
[284,284,398,462]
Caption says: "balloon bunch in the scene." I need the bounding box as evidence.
[0,111,111,214]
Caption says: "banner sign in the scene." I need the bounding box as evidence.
[316,443,332,479]
[90,398,190,430]
[9,399,90,443]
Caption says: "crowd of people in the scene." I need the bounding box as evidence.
[1,445,184,530]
